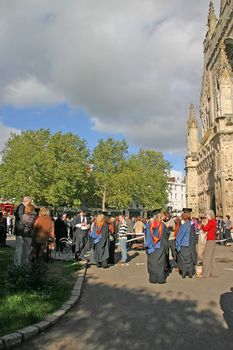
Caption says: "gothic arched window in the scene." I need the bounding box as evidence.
[225,38,233,72]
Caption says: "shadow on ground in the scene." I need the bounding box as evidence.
[114,250,139,263]
[220,287,233,331]
[15,276,233,350]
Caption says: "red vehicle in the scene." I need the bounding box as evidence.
[0,203,15,215]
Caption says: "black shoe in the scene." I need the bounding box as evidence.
[108,260,115,265]
[189,272,193,278]
[182,273,186,278]
[165,267,172,273]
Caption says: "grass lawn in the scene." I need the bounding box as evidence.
[0,247,81,337]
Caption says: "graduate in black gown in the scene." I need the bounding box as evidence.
[176,208,197,278]
[145,212,170,284]
[90,214,109,268]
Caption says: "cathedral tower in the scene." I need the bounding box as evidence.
[220,0,227,13]
[207,1,217,38]
[185,104,199,215]
[185,0,233,217]
[187,104,199,155]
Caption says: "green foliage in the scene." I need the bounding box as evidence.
[91,138,129,210]
[0,247,81,336]
[0,130,89,207]
[128,150,171,209]
[0,130,171,210]
[91,140,170,210]
[0,248,15,298]
[107,170,135,209]
[7,263,48,292]
[46,132,89,206]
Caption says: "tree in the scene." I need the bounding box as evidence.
[46,132,89,207]
[128,150,170,210]
[91,138,129,210]
[107,170,135,209]
[0,130,89,207]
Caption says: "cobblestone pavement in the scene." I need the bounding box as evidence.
[12,245,233,350]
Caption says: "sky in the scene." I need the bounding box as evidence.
[0,0,221,173]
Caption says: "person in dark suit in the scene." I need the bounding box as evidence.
[0,212,7,247]
[72,206,91,260]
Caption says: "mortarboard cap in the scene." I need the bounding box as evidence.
[99,210,108,215]
[182,208,192,213]
[80,205,88,212]
[152,208,162,215]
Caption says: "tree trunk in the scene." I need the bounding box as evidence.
[143,207,147,218]
[102,190,106,211]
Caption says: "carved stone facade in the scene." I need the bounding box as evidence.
[185,1,233,217]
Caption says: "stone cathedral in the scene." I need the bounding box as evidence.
[185,0,233,217]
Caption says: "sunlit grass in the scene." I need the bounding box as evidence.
[0,247,80,336]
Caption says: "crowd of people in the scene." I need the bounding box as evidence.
[145,208,232,284]
[1,196,232,285]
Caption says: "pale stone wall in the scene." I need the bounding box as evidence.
[167,179,186,213]
[186,1,233,218]
[185,157,198,216]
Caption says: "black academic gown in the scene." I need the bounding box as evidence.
[108,222,117,265]
[72,214,91,259]
[55,218,68,251]
[177,224,197,277]
[93,224,110,268]
[0,217,7,247]
[147,224,169,284]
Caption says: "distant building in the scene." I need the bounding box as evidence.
[167,176,186,214]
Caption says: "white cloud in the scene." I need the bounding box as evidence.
[2,77,64,107]
[0,0,221,152]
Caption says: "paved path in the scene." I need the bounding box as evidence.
[15,246,233,350]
